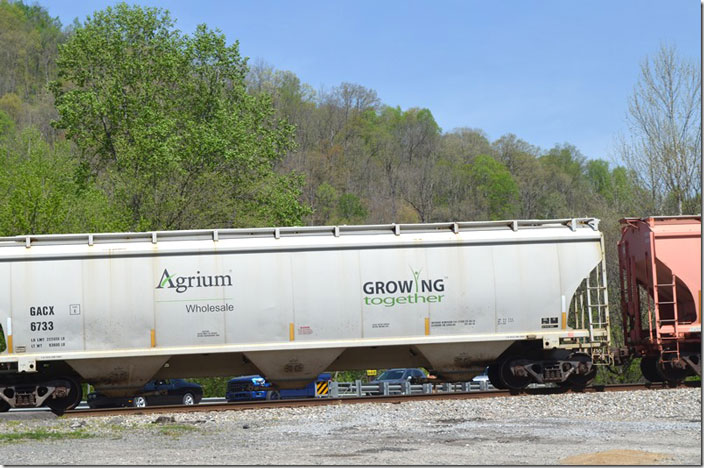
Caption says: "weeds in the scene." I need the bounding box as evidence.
[0,429,94,443]
[157,424,199,437]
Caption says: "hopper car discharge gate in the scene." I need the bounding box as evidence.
[0,218,611,414]
[618,216,701,383]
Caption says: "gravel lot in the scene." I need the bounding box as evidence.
[0,388,700,465]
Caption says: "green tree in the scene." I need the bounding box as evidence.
[188,377,228,398]
[50,3,308,231]
[0,109,13,139]
[534,144,598,218]
[586,160,647,216]
[312,182,338,224]
[0,126,128,236]
[0,1,66,140]
[468,155,519,220]
[337,193,367,224]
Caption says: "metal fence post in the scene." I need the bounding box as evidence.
[355,380,362,397]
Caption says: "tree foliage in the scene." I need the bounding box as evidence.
[468,155,519,220]
[50,3,308,230]
[0,127,128,235]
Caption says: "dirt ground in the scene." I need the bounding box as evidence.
[561,449,668,465]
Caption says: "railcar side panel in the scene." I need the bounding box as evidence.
[426,244,495,336]
[11,260,84,353]
[83,256,153,351]
[0,219,612,403]
[2,230,606,354]
[291,249,362,341]
[226,252,294,345]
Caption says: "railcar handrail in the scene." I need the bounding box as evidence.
[0,217,600,248]
[620,215,701,221]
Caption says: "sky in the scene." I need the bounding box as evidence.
[43,0,700,162]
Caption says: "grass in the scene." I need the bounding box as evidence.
[157,424,199,437]
[0,428,94,443]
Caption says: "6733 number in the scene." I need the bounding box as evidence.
[30,321,53,331]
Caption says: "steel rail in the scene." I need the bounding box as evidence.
[62,381,699,419]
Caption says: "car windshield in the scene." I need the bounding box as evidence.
[377,370,405,380]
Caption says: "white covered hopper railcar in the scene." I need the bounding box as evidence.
[0,218,611,413]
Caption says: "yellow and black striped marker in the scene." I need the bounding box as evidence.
[315,380,329,397]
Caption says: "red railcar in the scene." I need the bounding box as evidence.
[618,216,701,382]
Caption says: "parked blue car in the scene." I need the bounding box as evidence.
[226,373,331,401]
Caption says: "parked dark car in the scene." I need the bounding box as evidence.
[371,368,427,385]
[87,378,203,408]
[367,368,427,395]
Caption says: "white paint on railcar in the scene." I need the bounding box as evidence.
[0,219,609,391]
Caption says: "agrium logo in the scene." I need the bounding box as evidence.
[156,269,232,294]
[362,268,445,307]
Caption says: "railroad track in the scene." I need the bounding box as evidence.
[63,380,700,418]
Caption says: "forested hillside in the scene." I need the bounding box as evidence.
[0,1,700,369]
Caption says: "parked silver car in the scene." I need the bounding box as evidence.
[471,367,490,383]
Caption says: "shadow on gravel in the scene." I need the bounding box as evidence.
[356,447,417,454]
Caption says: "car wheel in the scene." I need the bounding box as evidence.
[182,393,195,405]
[266,390,280,400]
[133,396,147,408]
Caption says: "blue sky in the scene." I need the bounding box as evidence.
[44,0,700,162]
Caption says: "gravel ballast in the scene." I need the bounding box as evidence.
[0,388,700,465]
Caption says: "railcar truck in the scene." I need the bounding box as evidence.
[0,219,611,413]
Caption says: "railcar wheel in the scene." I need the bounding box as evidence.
[656,360,690,384]
[46,377,82,415]
[499,358,532,390]
[133,396,147,408]
[0,399,9,413]
[640,357,663,383]
[182,393,195,405]
[564,353,596,389]
[487,364,505,390]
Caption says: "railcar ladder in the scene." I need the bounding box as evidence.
[654,274,680,363]
[584,258,611,363]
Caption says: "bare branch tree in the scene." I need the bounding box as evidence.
[620,44,701,215]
